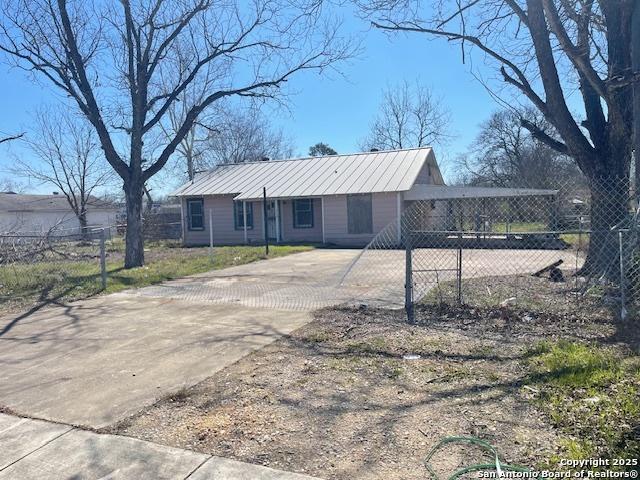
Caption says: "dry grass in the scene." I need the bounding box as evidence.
[0,240,313,315]
[109,303,633,479]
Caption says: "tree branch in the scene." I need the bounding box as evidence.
[521,118,569,154]
[0,133,24,144]
[541,0,607,99]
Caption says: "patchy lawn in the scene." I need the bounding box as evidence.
[526,341,640,465]
[108,304,636,479]
[0,240,313,315]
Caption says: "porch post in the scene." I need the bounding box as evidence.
[396,192,402,246]
[321,197,326,244]
[180,199,186,245]
[243,201,248,244]
[275,199,281,243]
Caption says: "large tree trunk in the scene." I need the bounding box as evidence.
[580,174,630,277]
[124,182,145,268]
[78,211,89,241]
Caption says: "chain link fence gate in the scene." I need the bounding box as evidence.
[341,178,639,321]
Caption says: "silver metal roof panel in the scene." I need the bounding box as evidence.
[172,147,434,199]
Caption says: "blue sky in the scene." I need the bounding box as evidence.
[0,6,501,193]
[274,22,498,176]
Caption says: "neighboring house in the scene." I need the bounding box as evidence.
[173,147,446,247]
[0,192,118,234]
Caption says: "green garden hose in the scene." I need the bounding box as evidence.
[424,435,531,480]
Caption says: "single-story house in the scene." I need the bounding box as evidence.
[173,147,562,248]
[173,147,445,247]
[0,192,118,234]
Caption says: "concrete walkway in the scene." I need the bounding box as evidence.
[0,413,319,479]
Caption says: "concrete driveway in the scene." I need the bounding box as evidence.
[0,246,577,429]
[0,249,362,429]
[343,246,583,299]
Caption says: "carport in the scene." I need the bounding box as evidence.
[402,185,561,249]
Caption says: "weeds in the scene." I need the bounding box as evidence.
[0,243,313,314]
[525,341,640,466]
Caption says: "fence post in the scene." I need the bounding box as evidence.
[405,230,414,323]
[457,231,463,305]
[619,230,627,320]
[456,242,462,305]
[100,228,107,290]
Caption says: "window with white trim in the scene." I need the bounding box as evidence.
[187,199,204,231]
[234,202,254,230]
[293,199,314,228]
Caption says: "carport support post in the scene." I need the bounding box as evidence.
[243,201,248,244]
[396,192,402,246]
[405,230,414,323]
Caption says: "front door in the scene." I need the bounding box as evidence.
[266,200,279,242]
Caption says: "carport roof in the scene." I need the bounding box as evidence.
[404,185,558,201]
[172,147,436,200]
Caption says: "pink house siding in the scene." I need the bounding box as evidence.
[280,198,323,243]
[182,192,401,247]
[323,192,399,247]
[414,162,432,184]
[182,195,264,246]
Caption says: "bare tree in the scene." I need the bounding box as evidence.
[360,80,451,151]
[309,142,338,156]
[459,108,583,189]
[159,73,219,181]
[359,0,637,274]
[13,108,113,235]
[0,178,25,193]
[0,132,24,145]
[204,107,294,165]
[1,0,351,267]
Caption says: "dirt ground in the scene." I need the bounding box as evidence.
[109,304,622,480]
[421,271,618,318]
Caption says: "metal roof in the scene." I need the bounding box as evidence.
[404,185,558,201]
[172,147,435,199]
[0,193,117,212]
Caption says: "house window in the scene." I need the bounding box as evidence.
[293,199,314,228]
[187,198,204,231]
[234,202,254,230]
[347,193,373,234]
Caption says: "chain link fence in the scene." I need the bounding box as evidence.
[0,227,109,310]
[341,178,639,320]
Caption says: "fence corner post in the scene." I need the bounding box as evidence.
[100,228,107,290]
[456,236,463,305]
[405,229,414,323]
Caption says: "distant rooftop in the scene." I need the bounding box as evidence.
[0,193,117,212]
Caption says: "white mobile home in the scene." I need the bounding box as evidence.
[0,193,118,234]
